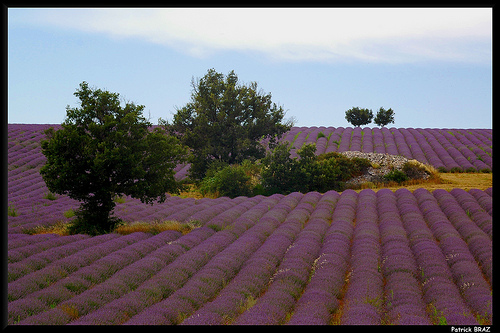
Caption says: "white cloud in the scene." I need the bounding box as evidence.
[11,7,492,63]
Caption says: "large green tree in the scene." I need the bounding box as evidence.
[40,82,189,235]
[166,69,291,179]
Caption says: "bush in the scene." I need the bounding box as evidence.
[350,157,372,176]
[261,143,373,194]
[200,164,252,198]
[383,169,408,183]
[8,204,19,217]
[43,192,57,200]
[63,209,75,218]
[260,142,300,195]
[402,160,430,179]
[316,152,371,177]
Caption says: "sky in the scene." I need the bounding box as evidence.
[8,7,492,129]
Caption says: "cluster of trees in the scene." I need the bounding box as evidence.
[41,70,292,234]
[40,69,393,235]
[345,106,395,127]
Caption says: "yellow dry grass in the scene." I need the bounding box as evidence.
[23,219,202,236]
[354,172,492,193]
[22,221,71,236]
[437,172,493,191]
[114,220,201,235]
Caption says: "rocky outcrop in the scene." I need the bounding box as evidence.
[339,151,431,187]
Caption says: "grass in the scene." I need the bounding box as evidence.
[8,204,19,217]
[114,219,202,235]
[22,221,70,236]
[22,219,203,236]
[174,183,215,199]
[350,171,491,193]
[439,172,493,190]
[63,209,75,218]
[43,192,58,201]
[427,303,448,325]
[373,172,492,193]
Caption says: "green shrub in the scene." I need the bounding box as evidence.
[63,209,75,218]
[43,192,57,200]
[260,142,301,195]
[402,160,429,179]
[200,164,252,198]
[316,152,370,178]
[384,169,409,183]
[113,195,126,204]
[8,204,19,217]
[204,160,230,178]
[350,157,372,176]
[261,143,372,194]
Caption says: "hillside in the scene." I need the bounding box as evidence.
[7,124,493,325]
[7,124,492,233]
[282,126,492,172]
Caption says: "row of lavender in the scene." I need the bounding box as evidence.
[282,126,492,172]
[8,188,492,325]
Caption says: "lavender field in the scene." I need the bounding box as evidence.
[7,124,493,325]
[282,126,492,172]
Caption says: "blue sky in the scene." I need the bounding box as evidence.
[8,7,492,128]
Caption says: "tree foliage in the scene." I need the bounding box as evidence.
[374,107,395,127]
[199,163,252,199]
[166,68,291,179]
[40,82,189,235]
[260,142,301,194]
[260,143,371,194]
[345,107,374,127]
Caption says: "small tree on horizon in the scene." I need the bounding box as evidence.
[374,107,395,127]
[345,107,373,127]
[40,82,189,235]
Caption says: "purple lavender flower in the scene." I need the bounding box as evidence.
[181,311,224,325]
[8,298,48,324]
[341,303,381,325]
[15,307,76,325]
